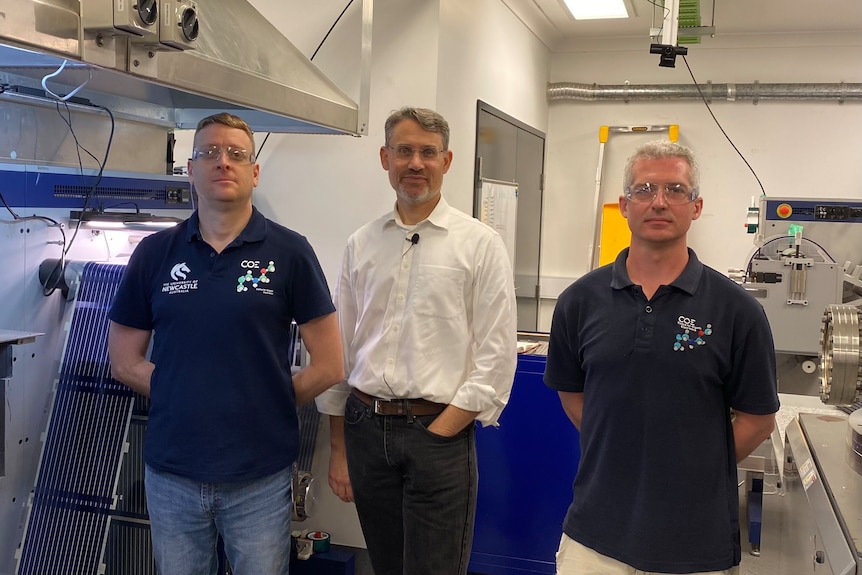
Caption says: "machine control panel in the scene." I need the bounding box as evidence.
[766,199,862,222]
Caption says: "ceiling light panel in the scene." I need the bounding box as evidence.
[561,0,631,20]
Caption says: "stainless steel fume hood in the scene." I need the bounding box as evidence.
[0,0,370,135]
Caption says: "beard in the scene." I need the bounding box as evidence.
[395,184,439,206]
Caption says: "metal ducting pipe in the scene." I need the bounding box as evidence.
[547,82,862,103]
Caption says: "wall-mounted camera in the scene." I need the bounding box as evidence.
[159,0,200,51]
[82,0,159,39]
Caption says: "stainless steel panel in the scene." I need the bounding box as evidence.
[783,413,861,574]
[799,413,862,563]
[0,0,79,58]
[0,0,363,135]
[0,96,172,173]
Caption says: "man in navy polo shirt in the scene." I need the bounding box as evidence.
[107,112,343,574]
[545,140,778,575]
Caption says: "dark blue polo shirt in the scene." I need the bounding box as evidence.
[109,207,335,482]
[544,248,778,573]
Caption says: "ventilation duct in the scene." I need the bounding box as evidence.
[0,0,370,135]
[548,81,862,104]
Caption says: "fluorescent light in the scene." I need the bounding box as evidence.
[562,0,630,20]
[70,210,182,230]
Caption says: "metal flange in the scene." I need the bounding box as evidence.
[819,304,862,405]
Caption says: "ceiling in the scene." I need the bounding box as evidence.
[501,0,862,50]
[252,1,861,58]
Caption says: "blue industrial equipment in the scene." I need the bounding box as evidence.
[0,162,192,211]
[469,353,581,575]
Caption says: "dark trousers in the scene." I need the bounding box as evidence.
[343,392,477,575]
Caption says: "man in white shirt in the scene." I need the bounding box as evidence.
[316,107,517,575]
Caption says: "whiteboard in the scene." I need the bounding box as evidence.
[479,178,518,266]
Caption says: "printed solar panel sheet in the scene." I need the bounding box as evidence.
[16,262,137,575]
[17,263,315,572]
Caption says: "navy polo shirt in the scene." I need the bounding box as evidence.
[109,207,335,482]
[545,248,778,573]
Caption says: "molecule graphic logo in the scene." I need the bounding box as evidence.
[673,315,712,351]
[237,261,276,292]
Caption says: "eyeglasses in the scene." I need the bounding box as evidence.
[388,145,444,161]
[192,145,256,164]
[624,182,699,205]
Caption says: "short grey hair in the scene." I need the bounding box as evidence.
[384,107,450,149]
[623,140,700,191]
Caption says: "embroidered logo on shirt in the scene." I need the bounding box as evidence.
[673,315,712,351]
[162,262,198,294]
[237,260,276,294]
[170,262,191,280]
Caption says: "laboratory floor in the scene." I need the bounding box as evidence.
[738,477,789,575]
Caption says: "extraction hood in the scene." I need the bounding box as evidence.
[0,0,368,135]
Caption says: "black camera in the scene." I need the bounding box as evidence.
[649,43,688,68]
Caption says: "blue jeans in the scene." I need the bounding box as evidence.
[344,392,478,575]
[145,464,293,575]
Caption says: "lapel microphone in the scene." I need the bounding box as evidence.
[406,233,420,245]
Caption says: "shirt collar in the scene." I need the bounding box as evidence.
[385,195,451,232]
[184,206,267,244]
[610,247,703,295]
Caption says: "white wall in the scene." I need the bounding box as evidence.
[541,32,862,329]
[437,0,550,210]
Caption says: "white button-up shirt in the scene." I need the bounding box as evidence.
[316,197,517,426]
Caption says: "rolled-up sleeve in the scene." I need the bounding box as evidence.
[450,233,517,426]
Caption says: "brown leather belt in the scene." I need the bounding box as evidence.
[351,389,446,417]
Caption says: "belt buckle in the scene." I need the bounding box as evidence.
[372,398,410,417]
[371,398,390,415]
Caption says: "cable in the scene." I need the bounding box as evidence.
[744,235,836,278]
[682,55,766,198]
[41,60,93,102]
[59,102,115,249]
[0,196,68,295]
[646,0,670,39]
[102,202,142,213]
[310,0,354,62]
[245,2,354,167]
[253,2,355,165]
[256,131,272,160]
[54,101,105,170]
[39,101,116,296]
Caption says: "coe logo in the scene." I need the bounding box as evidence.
[241,260,261,269]
[673,315,713,351]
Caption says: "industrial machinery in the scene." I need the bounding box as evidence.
[731,196,862,397]
[733,196,862,573]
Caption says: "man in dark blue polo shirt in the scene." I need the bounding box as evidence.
[107,112,343,574]
[545,140,778,575]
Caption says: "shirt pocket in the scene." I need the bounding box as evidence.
[413,265,466,319]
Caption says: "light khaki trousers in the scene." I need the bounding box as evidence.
[556,533,740,575]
